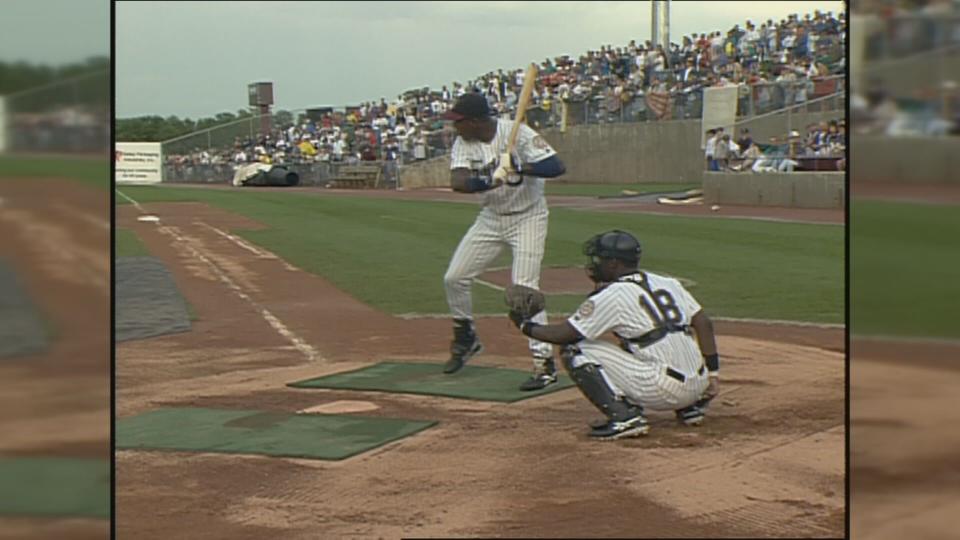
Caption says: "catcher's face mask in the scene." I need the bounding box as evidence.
[583,237,612,283]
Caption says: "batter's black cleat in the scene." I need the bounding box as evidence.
[589,415,650,440]
[443,320,482,374]
[519,358,558,391]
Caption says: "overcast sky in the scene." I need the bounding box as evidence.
[116,1,844,119]
[0,0,108,66]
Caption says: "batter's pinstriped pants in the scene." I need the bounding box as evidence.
[444,204,553,363]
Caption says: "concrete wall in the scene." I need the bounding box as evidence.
[539,121,703,184]
[703,171,844,209]
[396,110,843,189]
[398,156,451,189]
[860,51,960,99]
[851,136,960,185]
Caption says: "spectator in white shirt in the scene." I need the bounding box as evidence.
[704,128,718,170]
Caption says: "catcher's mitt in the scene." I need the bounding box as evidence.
[504,285,546,319]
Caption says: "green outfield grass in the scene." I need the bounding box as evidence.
[0,155,109,189]
[852,200,960,339]
[116,228,150,257]
[116,185,843,323]
[546,182,698,197]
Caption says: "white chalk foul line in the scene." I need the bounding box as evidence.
[116,189,145,212]
[120,191,320,362]
[475,279,505,292]
[196,221,300,272]
[160,225,319,361]
[196,221,271,258]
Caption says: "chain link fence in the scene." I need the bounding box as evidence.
[160,113,271,158]
[1,69,109,154]
[525,75,845,129]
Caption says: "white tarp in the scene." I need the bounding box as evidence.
[701,85,740,148]
[232,162,272,186]
[116,142,163,184]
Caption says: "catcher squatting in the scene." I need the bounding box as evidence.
[442,92,720,440]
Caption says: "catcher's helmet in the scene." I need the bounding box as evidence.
[583,230,642,263]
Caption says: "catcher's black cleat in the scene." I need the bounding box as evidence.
[443,320,482,374]
[589,415,650,440]
[518,358,558,391]
[675,404,705,426]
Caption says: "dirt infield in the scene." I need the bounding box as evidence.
[0,179,109,538]
[116,199,844,538]
[851,182,960,205]
[850,337,960,539]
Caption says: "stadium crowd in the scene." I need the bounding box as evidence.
[705,118,846,173]
[851,0,960,136]
[167,8,846,168]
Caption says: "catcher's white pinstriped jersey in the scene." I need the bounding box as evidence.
[444,119,557,362]
[567,271,709,410]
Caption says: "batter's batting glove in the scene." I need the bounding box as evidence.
[509,153,522,173]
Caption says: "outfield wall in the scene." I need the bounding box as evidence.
[396,111,842,189]
[703,171,844,209]
[165,162,337,185]
[398,157,451,190]
[851,136,960,185]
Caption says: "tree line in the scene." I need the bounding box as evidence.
[0,56,109,95]
[116,110,297,143]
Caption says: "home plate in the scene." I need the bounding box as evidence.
[137,215,160,222]
[298,400,380,414]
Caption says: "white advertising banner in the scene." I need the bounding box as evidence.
[116,142,163,184]
[701,86,740,148]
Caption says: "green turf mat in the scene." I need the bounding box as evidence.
[0,457,109,518]
[115,407,436,461]
[288,361,575,402]
[0,259,50,358]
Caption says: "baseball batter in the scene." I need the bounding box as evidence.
[441,92,567,391]
[508,230,721,440]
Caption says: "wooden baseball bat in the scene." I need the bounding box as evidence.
[504,62,539,157]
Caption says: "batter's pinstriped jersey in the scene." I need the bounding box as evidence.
[568,271,704,376]
[449,119,556,215]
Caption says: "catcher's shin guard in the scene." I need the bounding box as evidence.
[566,362,642,423]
